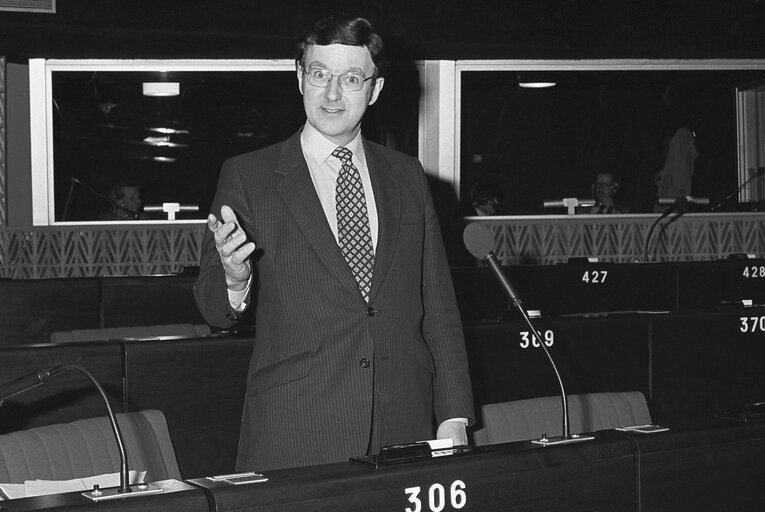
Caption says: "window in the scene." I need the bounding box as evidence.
[419,60,765,216]
[30,59,307,224]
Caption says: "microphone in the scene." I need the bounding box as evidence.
[656,195,709,207]
[642,195,706,262]
[0,364,162,500]
[62,177,81,222]
[712,168,765,211]
[542,197,595,215]
[463,223,593,446]
[0,365,70,401]
[462,222,522,303]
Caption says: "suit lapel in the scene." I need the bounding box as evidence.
[275,132,360,297]
[365,141,400,303]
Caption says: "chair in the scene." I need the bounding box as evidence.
[0,410,181,484]
[472,391,652,446]
[49,323,211,343]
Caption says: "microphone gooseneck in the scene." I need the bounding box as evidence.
[712,168,764,211]
[0,364,130,493]
[643,195,708,262]
[463,223,572,440]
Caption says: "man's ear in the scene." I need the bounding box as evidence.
[368,77,385,105]
[296,67,304,95]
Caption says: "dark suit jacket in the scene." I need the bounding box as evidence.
[194,129,474,471]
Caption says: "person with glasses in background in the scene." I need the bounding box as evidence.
[194,14,474,472]
[588,170,629,214]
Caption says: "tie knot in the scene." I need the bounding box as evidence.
[332,146,353,163]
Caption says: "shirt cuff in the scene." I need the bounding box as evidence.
[227,275,251,312]
[443,418,469,425]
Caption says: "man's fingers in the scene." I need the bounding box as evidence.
[220,205,239,224]
[218,230,248,256]
[207,213,221,231]
[230,242,256,264]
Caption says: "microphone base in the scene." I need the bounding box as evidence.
[82,483,163,501]
[531,433,595,446]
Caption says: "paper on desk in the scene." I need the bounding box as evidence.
[417,438,458,457]
[420,438,453,450]
[0,470,145,500]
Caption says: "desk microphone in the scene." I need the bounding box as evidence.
[0,364,162,500]
[463,223,593,445]
[656,196,710,207]
[643,196,709,262]
[0,365,70,401]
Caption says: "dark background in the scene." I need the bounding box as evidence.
[3,0,765,220]
[2,1,765,62]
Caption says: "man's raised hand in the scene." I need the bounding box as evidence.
[208,205,256,291]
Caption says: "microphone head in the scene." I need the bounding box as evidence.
[463,223,496,259]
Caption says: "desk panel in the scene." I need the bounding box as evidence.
[649,308,765,423]
[123,336,254,479]
[464,315,650,406]
[101,275,206,328]
[676,259,765,311]
[631,420,765,511]
[452,263,675,322]
[0,342,123,434]
[195,436,635,512]
[0,278,100,345]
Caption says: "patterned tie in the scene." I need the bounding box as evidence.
[333,146,375,302]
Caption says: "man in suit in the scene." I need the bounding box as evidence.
[194,14,474,471]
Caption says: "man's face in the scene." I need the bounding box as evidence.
[298,44,384,146]
[119,186,142,212]
[593,173,616,202]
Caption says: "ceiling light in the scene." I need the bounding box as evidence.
[518,81,557,89]
[142,82,180,97]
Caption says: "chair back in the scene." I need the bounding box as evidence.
[472,391,651,445]
[0,410,181,483]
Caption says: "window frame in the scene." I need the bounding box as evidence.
[29,58,297,226]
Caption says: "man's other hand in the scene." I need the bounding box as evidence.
[436,419,468,447]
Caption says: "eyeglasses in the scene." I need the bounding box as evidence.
[302,66,376,92]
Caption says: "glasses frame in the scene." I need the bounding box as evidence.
[301,65,377,92]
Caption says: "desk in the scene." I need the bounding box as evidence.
[4,421,765,511]
[464,315,650,406]
[452,259,765,322]
[123,336,253,478]
[193,435,635,512]
[632,420,765,511]
[192,419,765,512]
[0,479,208,512]
[649,307,765,423]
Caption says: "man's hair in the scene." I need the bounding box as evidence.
[109,182,139,202]
[295,14,385,77]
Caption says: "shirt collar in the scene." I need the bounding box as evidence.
[300,122,365,166]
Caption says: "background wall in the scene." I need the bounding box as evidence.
[1,1,765,62]
[7,63,31,227]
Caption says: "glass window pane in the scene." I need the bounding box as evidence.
[52,70,306,221]
[460,69,765,216]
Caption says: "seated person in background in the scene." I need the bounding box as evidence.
[98,182,149,220]
[470,180,504,216]
[588,172,629,214]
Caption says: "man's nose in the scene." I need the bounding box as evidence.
[324,76,342,101]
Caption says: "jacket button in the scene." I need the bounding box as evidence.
[367,307,376,317]
[359,358,370,368]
